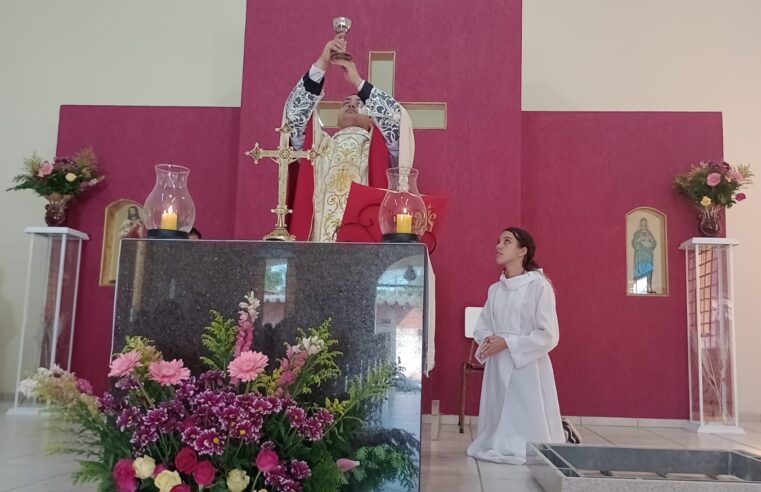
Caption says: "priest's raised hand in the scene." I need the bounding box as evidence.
[315,34,347,71]
[330,58,363,89]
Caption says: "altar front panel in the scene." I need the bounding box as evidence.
[114,239,428,490]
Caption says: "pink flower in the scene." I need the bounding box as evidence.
[706,172,722,187]
[170,485,191,492]
[727,169,743,182]
[154,464,168,477]
[76,378,93,395]
[255,449,279,473]
[291,351,307,370]
[286,344,302,359]
[736,193,747,201]
[234,320,254,358]
[193,460,216,486]
[37,161,53,177]
[113,458,137,492]
[149,359,191,386]
[175,447,198,474]
[228,351,268,382]
[278,370,296,387]
[336,458,360,472]
[108,351,142,378]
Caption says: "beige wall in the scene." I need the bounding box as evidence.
[1,0,759,416]
[523,0,761,416]
[0,0,246,396]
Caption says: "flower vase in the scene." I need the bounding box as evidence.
[45,194,72,227]
[698,205,723,237]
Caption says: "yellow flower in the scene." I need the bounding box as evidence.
[133,456,155,479]
[154,470,182,492]
[700,196,712,207]
[226,469,251,492]
[65,172,77,182]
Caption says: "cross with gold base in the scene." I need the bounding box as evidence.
[245,123,320,241]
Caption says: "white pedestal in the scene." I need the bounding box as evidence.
[684,422,746,435]
[8,227,88,415]
[680,237,744,434]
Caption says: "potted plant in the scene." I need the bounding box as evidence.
[673,161,752,237]
[7,148,103,226]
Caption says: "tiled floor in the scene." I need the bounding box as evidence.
[421,422,761,492]
[3,403,761,492]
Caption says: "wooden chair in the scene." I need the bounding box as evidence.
[459,307,484,433]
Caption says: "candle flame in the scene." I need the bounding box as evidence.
[166,205,174,214]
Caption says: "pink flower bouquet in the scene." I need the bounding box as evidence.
[18,289,419,491]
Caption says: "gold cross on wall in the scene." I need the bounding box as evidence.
[318,51,447,129]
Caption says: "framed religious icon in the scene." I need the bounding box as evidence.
[99,199,146,286]
[626,207,668,296]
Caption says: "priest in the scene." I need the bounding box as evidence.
[283,34,414,242]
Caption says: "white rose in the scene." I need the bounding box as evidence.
[226,469,251,492]
[132,455,156,479]
[154,470,182,492]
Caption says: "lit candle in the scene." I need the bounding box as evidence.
[396,209,413,234]
[160,205,178,230]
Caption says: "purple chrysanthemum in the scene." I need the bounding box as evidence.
[117,407,141,431]
[143,407,169,429]
[194,429,225,455]
[231,419,261,442]
[130,425,159,453]
[199,370,227,389]
[98,392,122,415]
[114,377,139,391]
[182,425,202,446]
[289,459,311,480]
[315,408,334,426]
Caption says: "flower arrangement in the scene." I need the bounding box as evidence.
[7,147,104,226]
[7,148,104,199]
[673,161,752,209]
[20,289,418,492]
[673,161,753,236]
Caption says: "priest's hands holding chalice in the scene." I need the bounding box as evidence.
[479,335,508,359]
[331,58,363,88]
[315,34,348,71]
[315,34,363,88]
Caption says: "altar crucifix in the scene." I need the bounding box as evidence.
[244,123,320,241]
